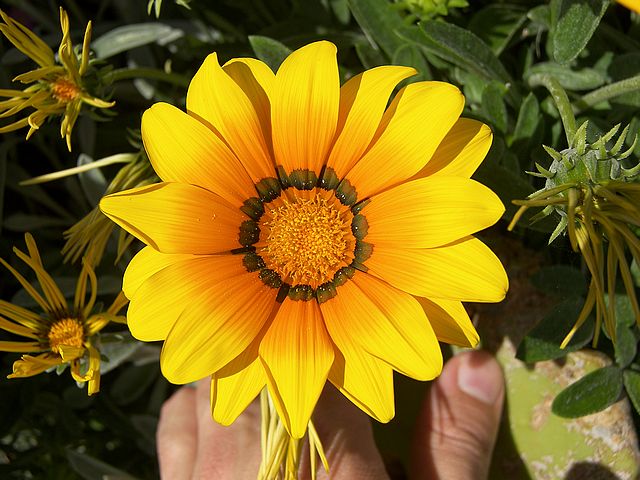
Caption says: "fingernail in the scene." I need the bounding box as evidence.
[457,351,503,405]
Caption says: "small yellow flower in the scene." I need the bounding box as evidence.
[0,8,114,150]
[0,234,127,395]
[100,40,508,441]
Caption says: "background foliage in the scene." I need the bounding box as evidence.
[0,0,639,478]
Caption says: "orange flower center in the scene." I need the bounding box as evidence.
[259,189,356,289]
[51,77,80,102]
[48,318,85,354]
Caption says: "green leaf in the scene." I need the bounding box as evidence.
[481,82,508,134]
[551,0,608,64]
[632,259,640,288]
[510,92,540,150]
[552,366,623,418]
[615,322,636,368]
[3,213,72,232]
[66,449,139,480]
[110,363,158,406]
[526,63,606,91]
[391,44,430,80]
[623,370,640,416]
[467,4,527,55]
[348,0,411,57]
[355,41,386,69]
[415,20,512,84]
[531,265,587,297]
[92,23,184,60]
[516,296,594,363]
[608,294,637,329]
[248,36,292,72]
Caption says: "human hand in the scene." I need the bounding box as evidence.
[156,349,505,479]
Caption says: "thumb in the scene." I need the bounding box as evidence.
[410,350,505,480]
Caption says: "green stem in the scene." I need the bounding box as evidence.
[529,74,576,147]
[103,67,190,88]
[573,75,640,114]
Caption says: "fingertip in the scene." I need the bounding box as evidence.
[411,350,505,480]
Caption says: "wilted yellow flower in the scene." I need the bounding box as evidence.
[0,8,114,150]
[510,122,640,346]
[100,41,507,443]
[0,234,127,394]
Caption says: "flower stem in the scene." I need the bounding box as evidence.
[573,75,640,114]
[102,67,190,88]
[528,74,576,147]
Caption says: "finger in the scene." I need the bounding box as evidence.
[304,384,389,480]
[410,350,504,480]
[157,386,198,480]
[192,377,261,479]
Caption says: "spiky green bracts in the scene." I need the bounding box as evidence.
[509,121,640,347]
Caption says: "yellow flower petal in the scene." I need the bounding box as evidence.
[212,342,267,426]
[328,339,395,423]
[272,41,339,176]
[321,273,442,381]
[417,297,479,348]
[160,270,276,384]
[187,53,274,181]
[100,182,245,254]
[128,255,245,342]
[367,237,509,302]
[259,298,334,438]
[8,353,61,378]
[141,102,255,206]
[0,340,45,353]
[122,246,199,299]
[364,176,504,248]
[415,118,493,179]
[345,82,464,200]
[325,65,416,178]
[223,57,275,149]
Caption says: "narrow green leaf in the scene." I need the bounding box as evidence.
[516,296,594,363]
[615,323,636,368]
[355,41,386,69]
[531,265,587,297]
[623,370,640,416]
[481,82,508,134]
[248,36,292,72]
[632,259,640,288]
[467,4,527,55]
[511,92,540,147]
[551,0,608,64]
[92,23,184,60]
[348,0,410,57]
[66,449,139,480]
[526,63,605,91]
[416,19,512,83]
[391,44,430,80]
[110,363,158,406]
[552,366,623,418]
[3,213,72,232]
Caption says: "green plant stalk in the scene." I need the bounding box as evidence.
[103,67,190,88]
[529,75,576,147]
[573,75,640,114]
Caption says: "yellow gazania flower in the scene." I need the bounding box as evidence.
[0,234,127,395]
[100,41,508,438]
[0,8,114,150]
[618,0,640,13]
